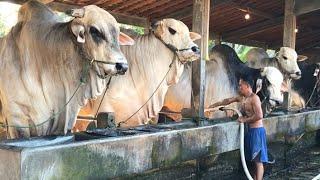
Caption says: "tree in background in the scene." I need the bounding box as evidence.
[0,15,8,37]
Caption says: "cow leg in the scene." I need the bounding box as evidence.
[8,126,30,139]
[7,115,31,139]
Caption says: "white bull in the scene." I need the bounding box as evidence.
[245,47,307,79]
[162,44,284,121]
[78,19,201,127]
[245,47,307,109]
[0,1,133,138]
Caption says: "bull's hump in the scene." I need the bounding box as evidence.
[18,1,57,23]
[83,5,117,25]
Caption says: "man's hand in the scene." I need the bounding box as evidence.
[237,117,246,123]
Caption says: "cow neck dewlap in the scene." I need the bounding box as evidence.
[124,34,181,91]
[24,22,106,107]
[118,34,183,124]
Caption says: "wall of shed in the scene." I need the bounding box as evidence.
[0,110,319,179]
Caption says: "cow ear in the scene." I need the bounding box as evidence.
[297,55,308,62]
[189,32,201,41]
[71,22,85,43]
[255,79,263,94]
[152,21,164,37]
[119,32,134,46]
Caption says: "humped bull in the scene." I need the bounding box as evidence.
[0,1,134,138]
[162,44,284,121]
[77,18,201,127]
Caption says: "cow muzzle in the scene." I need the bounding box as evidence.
[290,71,301,79]
[115,63,128,75]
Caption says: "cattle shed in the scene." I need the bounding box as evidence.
[10,0,320,117]
[1,1,320,179]
[11,0,320,53]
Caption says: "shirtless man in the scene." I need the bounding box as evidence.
[209,76,269,180]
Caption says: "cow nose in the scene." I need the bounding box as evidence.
[115,63,128,74]
[191,46,200,53]
[295,71,301,76]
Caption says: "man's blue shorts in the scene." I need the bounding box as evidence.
[245,127,269,163]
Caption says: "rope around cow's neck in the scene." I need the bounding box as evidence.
[94,76,113,119]
[1,81,84,129]
[116,34,190,126]
[78,44,119,79]
[117,53,178,127]
[305,73,320,107]
[0,46,111,130]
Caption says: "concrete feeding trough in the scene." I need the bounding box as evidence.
[0,109,319,179]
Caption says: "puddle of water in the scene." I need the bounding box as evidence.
[0,135,74,148]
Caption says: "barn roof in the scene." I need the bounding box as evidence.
[12,0,320,53]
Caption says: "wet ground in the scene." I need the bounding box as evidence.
[265,146,320,180]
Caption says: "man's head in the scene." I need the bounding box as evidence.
[239,75,254,96]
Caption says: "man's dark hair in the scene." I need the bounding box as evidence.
[239,74,254,88]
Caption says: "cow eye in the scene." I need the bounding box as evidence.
[168,27,176,35]
[90,26,105,40]
[282,55,288,60]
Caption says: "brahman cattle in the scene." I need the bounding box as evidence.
[0,1,133,138]
[245,47,307,79]
[245,47,308,109]
[78,18,201,127]
[293,51,320,108]
[162,44,284,121]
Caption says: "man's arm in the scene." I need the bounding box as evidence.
[239,95,263,123]
[209,96,241,109]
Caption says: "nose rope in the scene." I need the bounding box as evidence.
[117,34,191,126]
[78,45,127,79]
[116,34,198,126]
[153,34,196,64]
[275,56,301,78]
[305,67,320,107]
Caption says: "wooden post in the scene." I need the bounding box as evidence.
[213,33,221,45]
[144,19,151,35]
[283,0,296,48]
[191,0,210,124]
[283,0,296,111]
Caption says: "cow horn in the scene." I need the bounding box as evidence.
[66,8,85,18]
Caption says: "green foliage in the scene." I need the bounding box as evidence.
[236,45,254,62]
[55,12,72,22]
[120,23,144,35]
[131,25,144,35]
[208,40,215,50]
[0,15,7,38]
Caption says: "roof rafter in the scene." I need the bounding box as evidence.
[222,16,284,41]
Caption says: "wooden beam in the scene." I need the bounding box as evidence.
[297,41,320,53]
[232,3,276,20]
[222,16,283,41]
[47,2,149,27]
[191,0,210,123]
[110,12,149,28]
[223,39,268,49]
[283,0,296,48]
[143,0,187,18]
[212,32,222,45]
[158,0,232,20]
[8,0,54,4]
[283,0,296,111]
[294,0,320,15]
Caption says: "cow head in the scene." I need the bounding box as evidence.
[66,6,134,76]
[276,47,307,80]
[152,18,201,63]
